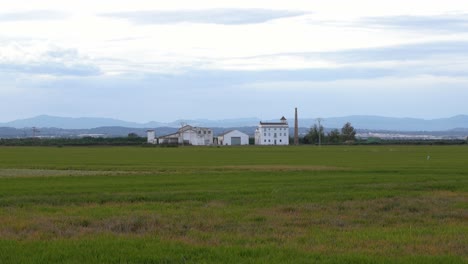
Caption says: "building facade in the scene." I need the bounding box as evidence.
[158,125,213,145]
[254,117,289,145]
[218,130,249,145]
[146,130,156,144]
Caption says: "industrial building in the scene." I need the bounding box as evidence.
[217,130,249,145]
[149,125,213,145]
[254,117,289,145]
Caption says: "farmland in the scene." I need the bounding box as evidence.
[0,146,467,263]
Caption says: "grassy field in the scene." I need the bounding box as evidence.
[0,146,466,263]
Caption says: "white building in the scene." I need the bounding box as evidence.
[255,117,289,145]
[218,130,249,145]
[146,130,156,144]
[158,125,213,145]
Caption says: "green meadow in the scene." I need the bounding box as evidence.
[0,146,466,263]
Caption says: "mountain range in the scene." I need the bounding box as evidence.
[1,114,468,131]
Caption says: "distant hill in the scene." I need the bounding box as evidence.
[0,115,165,129]
[1,126,466,139]
[1,114,467,131]
[300,115,468,131]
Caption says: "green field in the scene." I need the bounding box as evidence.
[0,146,466,263]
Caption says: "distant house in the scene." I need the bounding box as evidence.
[146,130,156,144]
[254,117,289,145]
[157,125,213,145]
[217,130,249,145]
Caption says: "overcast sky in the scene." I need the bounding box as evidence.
[1,0,468,122]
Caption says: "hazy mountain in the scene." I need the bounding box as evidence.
[314,115,468,131]
[1,114,467,131]
[1,115,147,129]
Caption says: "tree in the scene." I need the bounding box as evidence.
[127,133,139,138]
[341,122,356,141]
[327,129,341,143]
[305,124,325,144]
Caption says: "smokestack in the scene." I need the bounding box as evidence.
[294,107,299,145]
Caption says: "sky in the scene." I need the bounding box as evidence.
[1,0,468,122]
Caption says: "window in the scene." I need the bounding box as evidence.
[268,139,271,142]
[203,131,206,134]
[264,139,266,142]
[268,133,271,136]
[280,139,282,142]
[264,133,266,136]
[208,131,211,134]
[198,131,201,134]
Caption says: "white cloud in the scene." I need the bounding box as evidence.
[1,1,468,121]
[0,41,100,76]
[102,9,309,25]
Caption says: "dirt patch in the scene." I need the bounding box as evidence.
[216,165,347,172]
[0,169,150,178]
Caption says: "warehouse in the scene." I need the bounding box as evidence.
[217,130,249,145]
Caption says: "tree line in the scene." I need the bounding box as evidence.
[0,135,146,146]
[303,122,357,144]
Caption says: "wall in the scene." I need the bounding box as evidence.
[221,130,249,145]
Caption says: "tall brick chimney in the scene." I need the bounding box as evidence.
[294,107,299,145]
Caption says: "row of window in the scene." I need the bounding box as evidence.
[263,139,282,143]
[198,130,211,135]
[263,133,287,137]
[262,127,287,131]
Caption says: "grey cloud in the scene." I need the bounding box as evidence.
[360,14,468,32]
[0,62,100,76]
[322,41,468,62]
[102,9,308,25]
[0,46,101,76]
[254,41,468,60]
[4,68,467,122]
[243,40,468,76]
[0,10,68,22]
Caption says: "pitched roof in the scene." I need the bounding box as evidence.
[218,130,235,136]
[259,122,288,125]
[158,132,179,139]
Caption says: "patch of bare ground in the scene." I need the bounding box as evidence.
[0,169,156,178]
[263,191,467,227]
[215,165,347,172]
[0,214,163,239]
[0,191,465,255]
[252,191,468,255]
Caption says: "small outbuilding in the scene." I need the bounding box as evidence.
[218,130,249,145]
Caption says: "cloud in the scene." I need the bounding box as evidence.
[246,40,468,63]
[0,10,68,22]
[102,8,309,25]
[0,62,100,76]
[328,41,468,62]
[3,70,467,122]
[0,43,100,76]
[216,40,468,75]
[360,14,468,32]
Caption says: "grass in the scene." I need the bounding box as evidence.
[0,145,467,263]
